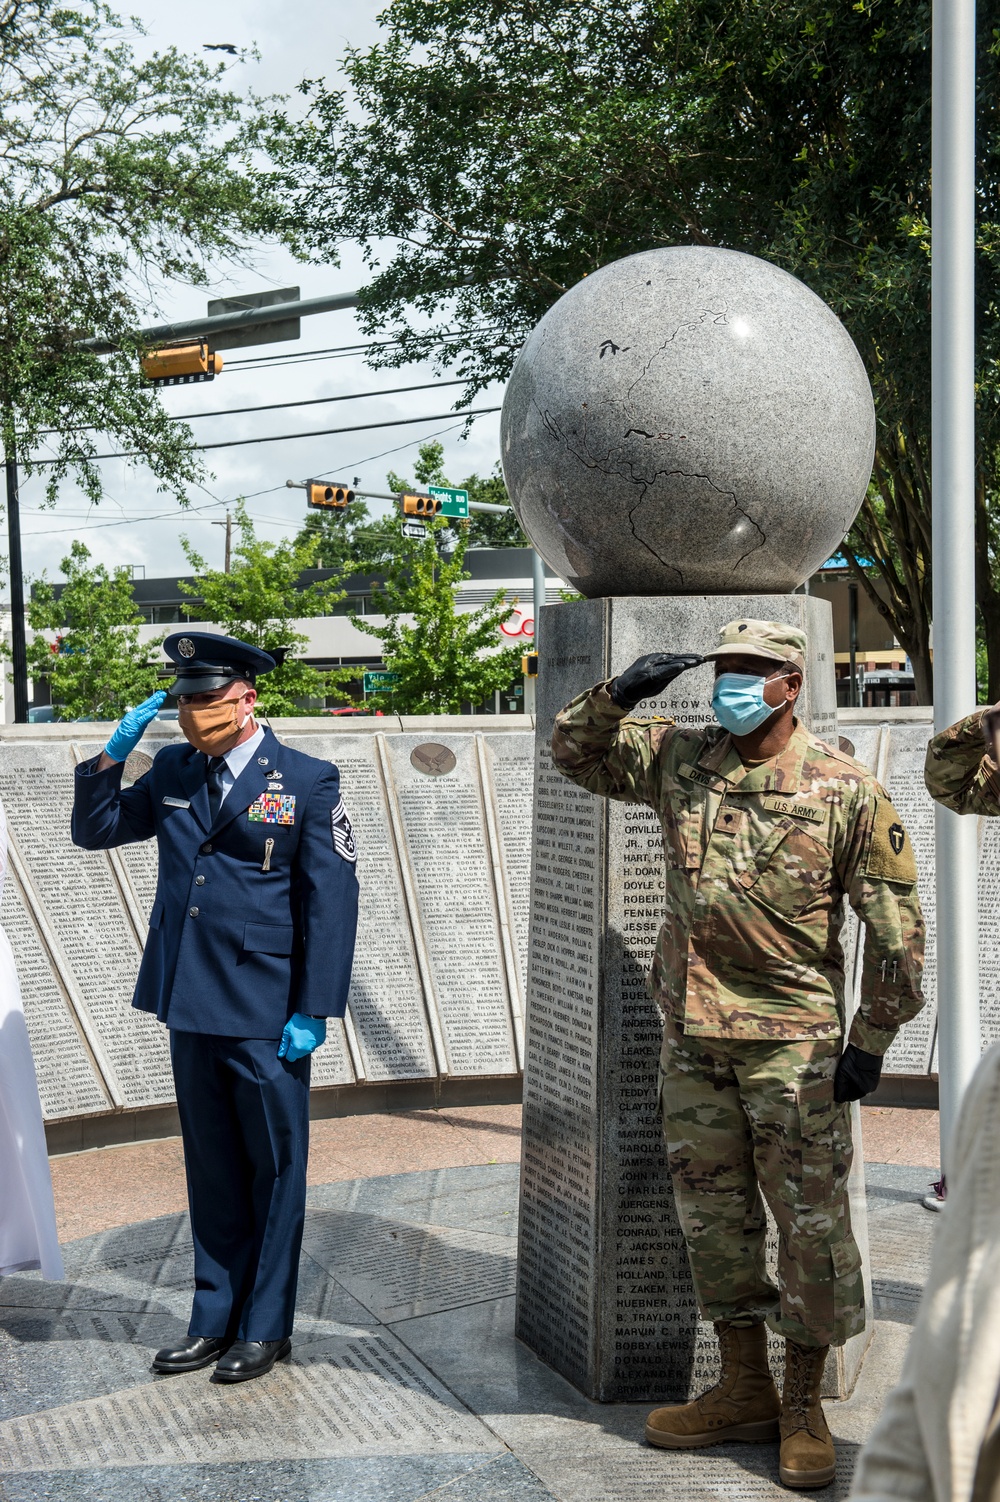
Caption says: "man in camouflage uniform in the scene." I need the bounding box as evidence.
[552,620,925,1490]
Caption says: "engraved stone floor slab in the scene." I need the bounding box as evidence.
[0,1161,934,1500]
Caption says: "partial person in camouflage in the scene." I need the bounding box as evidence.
[552,619,925,1490]
[924,707,1000,815]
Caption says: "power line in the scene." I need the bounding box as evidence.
[41,378,474,435]
[21,417,485,535]
[29,407,502,464]
[171,377,472,422]
[224,327,500,371]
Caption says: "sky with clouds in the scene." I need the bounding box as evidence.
[16,0,506,589]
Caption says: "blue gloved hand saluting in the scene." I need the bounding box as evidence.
[278,1013,327,1062]
[104,691,167,763]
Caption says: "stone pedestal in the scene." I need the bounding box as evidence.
[516,594,872,1403]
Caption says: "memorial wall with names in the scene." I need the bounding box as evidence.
[3,724,532,1125]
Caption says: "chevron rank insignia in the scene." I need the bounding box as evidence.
[248,792,296,825]
[331,798,357,863]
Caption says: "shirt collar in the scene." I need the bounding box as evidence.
[698,718,810,791]
[221,723,265,779]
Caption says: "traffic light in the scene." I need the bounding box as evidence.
[307,481,354,509]
[141,341,223,387]
[522,653,539,677]
[400,493,442,517]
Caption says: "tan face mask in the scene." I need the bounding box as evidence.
[178,696,252,755]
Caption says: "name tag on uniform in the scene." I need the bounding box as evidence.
[248,792,296,825]
[162,796,191,809]
[678,762,727,793]
[757,794,825,825]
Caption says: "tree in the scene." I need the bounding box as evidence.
[179,502,347,716]
[257,0,1000,703]
[350,517,523,713]
[293,500,401,571]
[388,440,527,547]
[1,1,266,506]
[25,540,163,718]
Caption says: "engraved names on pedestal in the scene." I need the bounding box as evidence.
[519,595,867,1404]
[0,745,173,1109]
[385,735,518,1077]
[517,733,602,1392]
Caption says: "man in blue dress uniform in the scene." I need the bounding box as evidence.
[71,632,359,1382]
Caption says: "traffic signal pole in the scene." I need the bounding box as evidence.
[4,436,28,723]
[931,0,980,1175]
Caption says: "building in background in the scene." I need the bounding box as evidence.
[807,557,916,708]
[26,548,565,718]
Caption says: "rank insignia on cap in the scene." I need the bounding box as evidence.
[178,638,196,658]
[331,798,357,863]
[248,793,295,825]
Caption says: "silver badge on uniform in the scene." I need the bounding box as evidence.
[331,798,357,864]
[177,638,196,658]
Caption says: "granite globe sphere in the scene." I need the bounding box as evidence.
[500,247,875,596]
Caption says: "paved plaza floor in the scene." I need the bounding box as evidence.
[0,1107,940,1501]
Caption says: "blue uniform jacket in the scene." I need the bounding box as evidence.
[71,727,359,1037]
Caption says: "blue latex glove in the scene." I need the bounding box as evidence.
[278,1013,327,1062]
[104,691,166,762]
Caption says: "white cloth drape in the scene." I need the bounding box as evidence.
[0,801,63,1280]
[850,1041,1000,1501]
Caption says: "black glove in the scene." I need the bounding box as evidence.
[833,1044,883,1103]
[610,653,704,711]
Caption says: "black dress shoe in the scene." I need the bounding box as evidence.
[213,1337,292,1383]
[152,1335,231,1374]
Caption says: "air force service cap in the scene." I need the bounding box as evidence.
[163,632,276,696]
[700,619,807,674]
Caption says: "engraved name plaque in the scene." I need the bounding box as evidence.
[0,745,172,1109]
[384,734,518,1077]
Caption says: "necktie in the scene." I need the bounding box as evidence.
[206,755,227,824]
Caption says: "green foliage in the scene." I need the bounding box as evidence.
[0,1,268,504]
[350,518,523,713]
[292,501,401,571]
[25,540,164,718]
[179,501,346,716]
[255,0,1000,702]
[388,440,526,547]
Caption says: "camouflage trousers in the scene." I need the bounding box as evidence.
[659,1016,864,1349]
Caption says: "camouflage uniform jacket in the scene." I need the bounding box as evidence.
[552,682,926,1052]
[924,709,1000,814]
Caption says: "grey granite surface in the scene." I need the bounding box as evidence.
[519,594,874,1404]
[500,246,875,596]
[0,1160,934,1502]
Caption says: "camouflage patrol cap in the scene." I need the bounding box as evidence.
[701,619,807,673]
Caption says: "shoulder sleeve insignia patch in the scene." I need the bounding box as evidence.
[331,798,357,864]
[863,796,918,883]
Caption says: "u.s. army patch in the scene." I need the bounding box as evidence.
[331,798,357,863]
[248,792,296,825]
[864,796,917,883]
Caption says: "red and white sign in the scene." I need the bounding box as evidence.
[499,606,534,639]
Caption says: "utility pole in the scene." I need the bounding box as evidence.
[4,439,28,723]
[931,0,979,1176]
[212,511,232,573]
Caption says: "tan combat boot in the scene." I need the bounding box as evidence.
[645,1320,780,1448]
[779,1339,836,1488]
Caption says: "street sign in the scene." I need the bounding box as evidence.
[206,287,301,352]
[428,485,469,518]
[363,670,400,695]
[402,520,427,539]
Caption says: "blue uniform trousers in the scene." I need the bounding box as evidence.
[170,1031,310,1342]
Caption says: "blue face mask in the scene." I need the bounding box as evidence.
[712,672,780,735]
